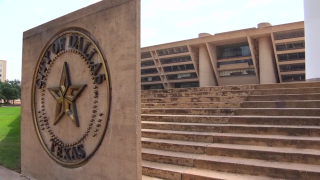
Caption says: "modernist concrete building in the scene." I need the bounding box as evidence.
[0,60,6,82]
[140,21,305,90]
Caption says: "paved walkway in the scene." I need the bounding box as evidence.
[0,166,35,180]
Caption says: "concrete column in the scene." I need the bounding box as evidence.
[258,37,277,84]
[304,0,320,81]
[199,45,217,87]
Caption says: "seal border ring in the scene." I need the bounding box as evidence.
[31,28,111,168]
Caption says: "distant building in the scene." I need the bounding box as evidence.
[140,21,305,90]
[0,60,6,82]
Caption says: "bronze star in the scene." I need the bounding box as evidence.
[47,62,87,127]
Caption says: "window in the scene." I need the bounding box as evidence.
[141,60,155,67]
[157,46,189,56]
[276,41,305,51]
[280,64,305,72]
[219,69,256,77]
[163,64,194,72]
[216,42,251,59]
[141,68,158,75]
[0,69,2,72]
[143,84,164,90]
[277,52,305,62]
[141,52,152,59]
[167,73,197,80]
[0,64,2,67]
[217,59,253,68]
[273,29,304,40]
[160,56,192,64]
[141,76,161,82]
[175,82,199,88]
[282,74,305,82]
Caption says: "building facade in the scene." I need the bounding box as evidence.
[0,60,6,82]
[140,21,305,90]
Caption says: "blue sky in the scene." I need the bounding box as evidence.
[0,0,304,80]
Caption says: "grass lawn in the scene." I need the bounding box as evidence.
[0,107,21,170]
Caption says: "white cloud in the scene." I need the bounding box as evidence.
[246,0,274,8]
[175,16,206,27]
[143,0,218,12]
[34,8,45,13]
[142,27,158,39]
[90,0,101,4]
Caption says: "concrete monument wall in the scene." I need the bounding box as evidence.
[21,0,141,179]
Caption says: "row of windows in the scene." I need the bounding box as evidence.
[167,73,197,80]
[175,82,199,88]
[160,56,192,64]
[141,68,158,75]
[276,41,305,51]
[141,60,155,67]
[216,42,251,59]
[157,46,189,56]
[282,74,305,82]
[143,84,164,90]
[163,64,194,72]
[278,52,305,62]
[141,76,161,82]
[217,59,253,68]
[219,69,256,77]
[273,29,304,40]
[279,64,305,72]
[141,52,152,59]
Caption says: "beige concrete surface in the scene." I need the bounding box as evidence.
[0,166,36,180]
[21,0,141,179]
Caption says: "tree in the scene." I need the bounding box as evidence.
[0,79,21,105]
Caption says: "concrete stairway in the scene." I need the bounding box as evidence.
[141,82,320,180]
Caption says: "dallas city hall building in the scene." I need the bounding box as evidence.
[140,21,305,90]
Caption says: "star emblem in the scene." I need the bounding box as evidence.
[47,62,87,127]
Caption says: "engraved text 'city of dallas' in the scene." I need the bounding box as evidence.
[35,35,106,89]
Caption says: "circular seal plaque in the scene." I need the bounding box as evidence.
[31,29,111,168]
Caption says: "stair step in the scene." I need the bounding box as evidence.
[142,129,216,143]
[142,175,164,180]
[142,122,320,136]
[142,108,320,116]
[142,160,190,180]
[183,168,284,180]
[213,132,320,150]
[237,108,320,116]
[141,114,320,125]
[247,93,320,101]
[141,96,246,103]
[206,143,320,165]
[142,160,281,180]
[143,141,320,166]
[142,102,240,108]
[141,90,249,98]
[141,84,254,95]
[250,87,320,95]
[141,137,211,154]
[142,108,237,116]
[141,129,320,150]
[254,81,320,89]
[142,148,201,167]
[194,155,320,179]
[241,100,320,108]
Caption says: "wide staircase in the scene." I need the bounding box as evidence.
[140,82,320,180]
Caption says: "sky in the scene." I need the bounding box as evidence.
[0,0,304,80]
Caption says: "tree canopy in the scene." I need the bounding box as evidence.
[0,79,21,104]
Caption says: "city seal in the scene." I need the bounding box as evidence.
[31,28,111,168]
